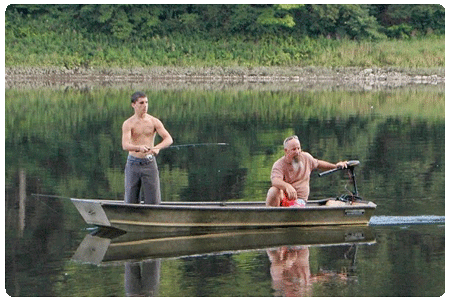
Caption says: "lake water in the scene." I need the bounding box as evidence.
[5,81,445,296]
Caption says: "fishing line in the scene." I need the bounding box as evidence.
[31,193,70,200]
[168,143,229,150]
[30,193,65,213]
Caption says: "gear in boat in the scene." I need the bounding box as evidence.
[318,160,363,206]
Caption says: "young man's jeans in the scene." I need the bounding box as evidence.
[124,155,161,204]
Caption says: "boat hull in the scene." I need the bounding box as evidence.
[71,199,377,233]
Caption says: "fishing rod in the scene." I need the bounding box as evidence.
[32,143,229,197]
[143,142,228,159]
[168,142,229,150]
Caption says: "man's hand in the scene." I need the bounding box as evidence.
[336,161,348,169]
[150,147,160,156]
[137,145,151,153]
[284,184,297,200]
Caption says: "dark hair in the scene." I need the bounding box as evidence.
[131,91,146,103]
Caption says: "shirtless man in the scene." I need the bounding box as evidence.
[266,135,347,207]
[122,91,173,204]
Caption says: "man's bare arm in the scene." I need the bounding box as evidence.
[150,119,173,155]
[317,160,348,171]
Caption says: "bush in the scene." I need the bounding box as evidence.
[5,5,445,68]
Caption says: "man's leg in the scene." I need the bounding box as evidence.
[266,186,283,207]
[141,160,161,204]
[124,161,141,204]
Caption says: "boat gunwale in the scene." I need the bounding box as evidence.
[70,198,377,211]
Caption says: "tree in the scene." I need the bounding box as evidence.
[256,4,302,29]
[372,4,445,36]
[5,4,445,41]
[298,5,382,39]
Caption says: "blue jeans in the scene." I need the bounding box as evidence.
[124,155,161,204]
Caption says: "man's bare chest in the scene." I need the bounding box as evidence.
[131,120,155,137]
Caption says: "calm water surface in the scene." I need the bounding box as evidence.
[5,83,445,296]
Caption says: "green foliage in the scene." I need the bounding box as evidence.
[297,4,384,40]
[4,4,445,69]
[376,4,445,35]
[256,6,296,28]
[6,4,443,40]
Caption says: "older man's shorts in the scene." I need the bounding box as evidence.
[280,192,306,207]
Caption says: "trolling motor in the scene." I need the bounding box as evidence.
[318,160,363,203]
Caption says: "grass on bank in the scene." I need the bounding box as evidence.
[5,29,445,70]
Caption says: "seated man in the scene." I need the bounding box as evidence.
[266,135,347,207]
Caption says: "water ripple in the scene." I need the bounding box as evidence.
[369,215,445,226]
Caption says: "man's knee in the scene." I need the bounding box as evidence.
[266,187,282,207]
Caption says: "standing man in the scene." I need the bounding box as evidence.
[122,91,173,204]
[266,135,347,207]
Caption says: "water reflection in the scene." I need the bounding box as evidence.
[125,260,160,297]
[267,245,356,297]
[267,245,357,297]
[71,226,374,296]
[268,246,312,296]
[72,226,375,265]
[5,83,444,296]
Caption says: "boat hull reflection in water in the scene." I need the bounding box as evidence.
[72,225,374,264]
[73,226,374,297]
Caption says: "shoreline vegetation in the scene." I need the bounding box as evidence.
[5,5,444,88]
[6,36,445,70]
[6,36,444,89]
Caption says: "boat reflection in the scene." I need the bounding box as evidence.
[72,226,374,264]
[72,226,375,296]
